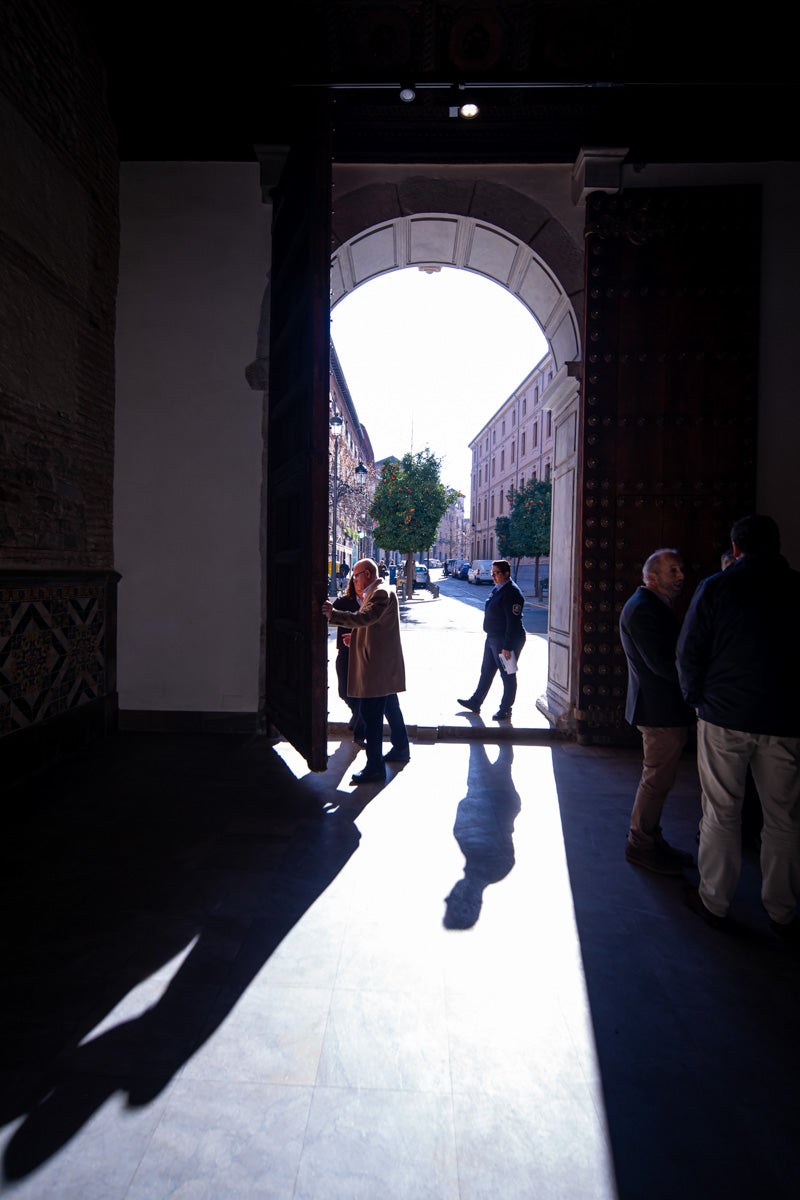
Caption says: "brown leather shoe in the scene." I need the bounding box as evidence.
[625,842,684,877]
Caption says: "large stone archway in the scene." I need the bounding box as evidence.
[330,174,585,346]
[329,175,584,731]
[331,211,580,371]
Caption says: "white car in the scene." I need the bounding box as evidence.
[468,560,494,584]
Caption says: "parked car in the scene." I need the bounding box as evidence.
[454,560,470,580]
[444,558,458,576]
[468,559,494,584]
[414,563,430,588]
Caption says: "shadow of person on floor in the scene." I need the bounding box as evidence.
[443,741,521,929]
[1,733,363,1182]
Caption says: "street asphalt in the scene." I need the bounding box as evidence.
[326,569,552,737]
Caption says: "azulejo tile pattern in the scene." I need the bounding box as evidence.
[0,581,108,732]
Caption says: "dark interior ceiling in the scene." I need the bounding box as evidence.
[78,0,800,164]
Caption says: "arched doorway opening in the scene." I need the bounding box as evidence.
[330,196,583,732]
[260,129,761,770]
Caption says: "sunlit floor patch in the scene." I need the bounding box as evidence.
[1,740,618,1200]
[273,741,618,1199]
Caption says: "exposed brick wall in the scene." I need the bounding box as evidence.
[0,0,119,569]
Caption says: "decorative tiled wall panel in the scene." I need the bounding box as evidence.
[0,571,119,737]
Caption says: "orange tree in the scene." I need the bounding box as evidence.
[496,479,552,593]
[369,450,458,593]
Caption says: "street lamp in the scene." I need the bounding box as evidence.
[352,461,368,559]
[329,412,343,596]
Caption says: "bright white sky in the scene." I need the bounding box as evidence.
[330,267,548,506]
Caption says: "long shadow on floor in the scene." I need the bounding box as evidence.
[443,741,521,929]
[1,733,363,1182]
[551,742,800,1200]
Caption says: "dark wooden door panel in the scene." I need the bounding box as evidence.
[578,186,761,743]
[265,95,332,772]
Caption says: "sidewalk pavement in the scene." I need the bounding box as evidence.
[327,586,554,742]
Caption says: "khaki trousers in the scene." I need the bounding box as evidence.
[628,725,688,849]
[697,720,800,923]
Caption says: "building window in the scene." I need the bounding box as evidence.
[534,385,539,402]
[510,442,515,463]
[492,458,496,477]
[522,397,527,416]
[547,411,552,438]
[533,421,539,448]
[519,475,524,489]
[502,420,505,436]
[521,430,526,456]
[512,411,516,426]
[500,449,505,470]
[492,430,496,445]
[499,490,504,514]
[490,493,495,517]
[545,461,552,482]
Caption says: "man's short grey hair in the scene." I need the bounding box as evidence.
[354,557,379,578]
[642,548,680,582]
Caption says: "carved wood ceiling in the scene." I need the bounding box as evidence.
[79,0,799,163]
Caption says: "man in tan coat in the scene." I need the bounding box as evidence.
[322,558,410,784]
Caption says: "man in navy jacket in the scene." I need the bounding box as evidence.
[619,549,696,875]
[677,514,800,938]
[457,560,526,721]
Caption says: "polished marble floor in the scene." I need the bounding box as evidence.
[2,730,799,1199]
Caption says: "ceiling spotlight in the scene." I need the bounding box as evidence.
[399,86,416,103]
[448,87,480,119]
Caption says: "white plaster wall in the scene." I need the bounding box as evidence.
[115,163,266,712]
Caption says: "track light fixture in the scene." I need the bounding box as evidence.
[448,84,479,119]
[399,86,416,102]
[448,101,480,118]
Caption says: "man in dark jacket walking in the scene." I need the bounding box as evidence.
[457,560,526,721]
[619,548,696,875]
[677,514,800,938]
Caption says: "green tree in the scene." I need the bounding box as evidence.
[370,450,459,594]
[496,479,552,593]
